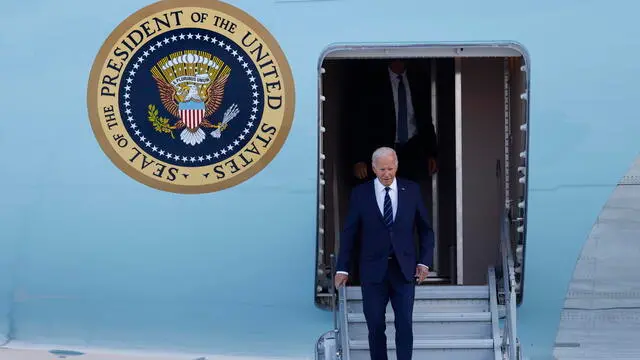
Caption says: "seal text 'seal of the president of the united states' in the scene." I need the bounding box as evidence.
[87,0,295,194]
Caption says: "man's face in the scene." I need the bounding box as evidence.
[373,154,397,186]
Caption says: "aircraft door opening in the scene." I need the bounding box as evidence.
[314,44,530,310]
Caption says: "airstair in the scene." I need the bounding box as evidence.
[315,208,522,360]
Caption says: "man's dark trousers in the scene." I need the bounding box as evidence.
[362,255,415,360]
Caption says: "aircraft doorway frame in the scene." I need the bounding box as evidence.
[314,42,531,309]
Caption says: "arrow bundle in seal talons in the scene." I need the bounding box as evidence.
[211,103,240,138]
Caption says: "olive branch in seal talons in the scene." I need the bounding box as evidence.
[147,104,175,139]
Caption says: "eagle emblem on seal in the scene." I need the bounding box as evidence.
[148,50,240,145]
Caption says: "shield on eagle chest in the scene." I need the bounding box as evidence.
[178,101,206,130]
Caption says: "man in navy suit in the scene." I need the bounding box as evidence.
[335,146,435,360]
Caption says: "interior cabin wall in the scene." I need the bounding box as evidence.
[460,57,506,285]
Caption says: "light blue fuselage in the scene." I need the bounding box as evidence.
[1,1,639,359]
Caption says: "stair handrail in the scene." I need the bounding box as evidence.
[496,160,519,359]
[338,284,349,360]
[330,254,338,332]
[329,254,342,359]
[500,207,518,359]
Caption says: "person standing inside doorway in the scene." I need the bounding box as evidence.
[351,59,438,187]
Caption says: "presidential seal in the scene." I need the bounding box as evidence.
[87,0,294,193]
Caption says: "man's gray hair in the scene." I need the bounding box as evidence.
[371,147,398,168]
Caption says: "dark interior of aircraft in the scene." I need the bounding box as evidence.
[315,55,526,308]
[318,57,456,285]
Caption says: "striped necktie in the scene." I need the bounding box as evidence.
[383,187,393,228]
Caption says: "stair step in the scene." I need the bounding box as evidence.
[350,338,494,349]
[348,348,496,360]
[347,298,490,314]
[347,311,491,322]
[348,318,492,341]
[345,285,489,300]
[342,283,499,359]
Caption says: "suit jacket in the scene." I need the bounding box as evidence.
[350,63,438,176]
[336,177,435,283]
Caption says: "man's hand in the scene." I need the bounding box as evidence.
[335,273,348,289]
[415,265,429,284]
[353,162,368,179]
[428,158,438,175]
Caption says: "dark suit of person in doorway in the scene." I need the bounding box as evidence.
[351,59,438,184]
[335,147,435,360]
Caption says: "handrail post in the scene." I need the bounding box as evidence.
[329,253,343,359]
[338,286,348,360]
[496,159,520,359]
[330,254,337,332]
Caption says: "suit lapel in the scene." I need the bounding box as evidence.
[395,179,408,226]
[368,180,385,224]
